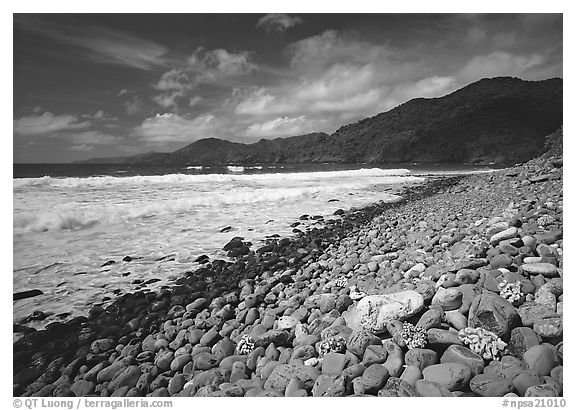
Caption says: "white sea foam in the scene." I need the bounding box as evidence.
[16,182,405,233]
[186,166,203,170]
[14,168,412,189]
[227,165,245,172]
[13,166,424,327]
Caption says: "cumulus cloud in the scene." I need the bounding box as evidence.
[234,30,429,127]
[256,14,304,32]
[153,91,186,109]
[14,112,90,136]
[131,113,219,144]
[152,48,257,109]
[192,48,257,80]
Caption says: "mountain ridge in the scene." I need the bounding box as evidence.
[76,77,563,165]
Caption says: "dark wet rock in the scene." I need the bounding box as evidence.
[26,311,49,322]
[14,289,44,301]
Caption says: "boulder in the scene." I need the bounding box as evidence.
[347,291,424,333]
[468,293,520,340]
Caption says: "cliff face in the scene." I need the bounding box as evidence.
[81,77,563,165]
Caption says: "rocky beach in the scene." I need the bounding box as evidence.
[12,130,564,398]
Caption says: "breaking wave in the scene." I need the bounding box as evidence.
[13,168,412,189]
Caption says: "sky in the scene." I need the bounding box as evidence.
[13,13,563,163]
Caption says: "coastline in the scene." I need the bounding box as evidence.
[13,153,563,397]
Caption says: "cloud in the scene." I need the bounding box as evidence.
[189,96,202,107]
[14,15,168,70]
[69,144,93,152]
[256,14,304,32]
[153,91,186,109]
[245,116,308,137]
[131,113,219,144]
[80,110,118,122]
[231,30,468,138]
[14,112,90,136]
[151,48,257,109]
[154,69,194,91]
[192,48,257,80]
[65,130,118,151]
[68,130,117,146]
[124,96,147,115]
[459,51,544,81]
[288,30,394,73]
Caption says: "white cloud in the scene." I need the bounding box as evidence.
[153,91,185,109]
[154,69,193,91]
[256,14,304,32]
[288,30,393,73]
[69,144,93,152]
[460,51,544,81]
[14,112,90,136]
[193,48,257,80]
[15,16,168,70]
[245,116,308,137]
[235,88,278,115]
[131,113,219,143]
[189,96,202,107]
[231,30,466,138]
[152,48,257,109]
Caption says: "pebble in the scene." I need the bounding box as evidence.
[346,329,381,358]
[490,227,518,246]
[431,287,462,310]
[414,379,452,397]
[405,348,438,371]
[469,374,514,397]
[523,344,557,376]
[508,327,542,358]
[533,317,562,338]
[440,345,485,375]
[360,364,390,393]
[312,374,347,397]
[263,362,320,392]
[422,363,472,391]
[321,352,349,375]
[521,263,558,277]
[12,154,564,398]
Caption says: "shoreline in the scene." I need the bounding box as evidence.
[13,154,563,397]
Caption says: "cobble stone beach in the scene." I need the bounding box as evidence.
[13,142,563,397]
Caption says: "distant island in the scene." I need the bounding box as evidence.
[76,77,562,166]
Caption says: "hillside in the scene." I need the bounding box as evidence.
[79,77,563,165]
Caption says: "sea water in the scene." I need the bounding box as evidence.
[12,163,492,330]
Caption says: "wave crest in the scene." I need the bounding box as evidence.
[14,168,412,189]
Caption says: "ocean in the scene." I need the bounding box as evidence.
[13,163,493,331]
